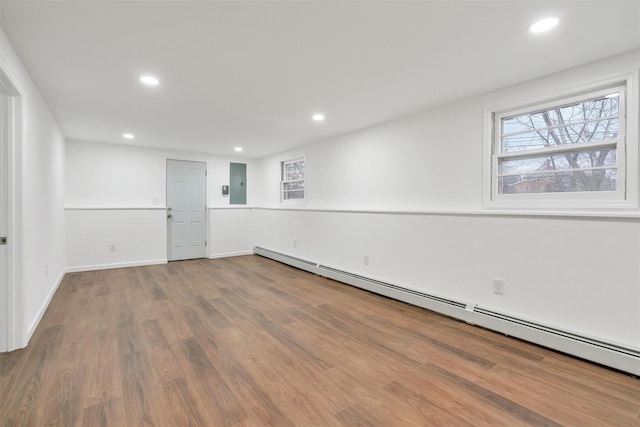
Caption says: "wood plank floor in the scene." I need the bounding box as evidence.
[1,255,638,426]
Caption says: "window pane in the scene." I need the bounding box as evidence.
[502,96,619,153]
[283,181,304,191]
[502,118,619,153]
[500,149,616,175]
[562,118,619,143]
[284,161,305,181]
[499,169,617,194]
[281,158,305,203]
[554,96,619,123]
[283,190,304,200]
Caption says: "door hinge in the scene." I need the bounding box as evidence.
[0,236,7,245]
[205,241,207,247]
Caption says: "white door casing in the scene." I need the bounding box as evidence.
[0,94,9,352]
[1,61,24,352]
[166,159,207,261]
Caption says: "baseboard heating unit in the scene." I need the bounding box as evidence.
[254,246,640,376]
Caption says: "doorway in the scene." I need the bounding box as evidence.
[0,63,21,353]
[166,159,207,261]
[0,94,9,352]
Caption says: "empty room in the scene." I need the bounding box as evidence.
[0,1,639,426]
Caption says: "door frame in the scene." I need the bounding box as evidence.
[0,61,23,352]
[165,159,208,261]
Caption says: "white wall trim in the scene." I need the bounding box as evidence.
[0,55,25,97]
[208,250,254,259]
[67,254,253,271]
[255,206,640,221]
[65,206,167,211]
[208,206,256,210]
[66,259,168,273]
[25,269,65,346]
[0,53,25,352]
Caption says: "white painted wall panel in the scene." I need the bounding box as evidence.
[208,208,254,258]
[66,139,259,208]
[65,209,167,271]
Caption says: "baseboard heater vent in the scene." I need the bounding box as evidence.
[254,246,318,273]
[473,307,640,375]
[254,246,640,375]
[317,264,468,312]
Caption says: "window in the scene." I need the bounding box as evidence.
[281,157,305,203]
[487,81,637,209]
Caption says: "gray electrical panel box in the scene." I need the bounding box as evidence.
[230,163,246,204]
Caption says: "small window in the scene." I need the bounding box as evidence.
[489,84,630,208]
[281,157,305,204]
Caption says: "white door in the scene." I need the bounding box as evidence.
[167,160,207,261]
[0,94,9,352]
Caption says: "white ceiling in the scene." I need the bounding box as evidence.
[1,1,639,158]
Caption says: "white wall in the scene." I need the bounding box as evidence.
[0,26,66,347]
[65,140,257,270]
[65,209,167,272]
[255,50,640,350]
[208,207,255,259]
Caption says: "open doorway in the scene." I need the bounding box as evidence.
[0,94,9,352]
[0,90,17,352]
[0,66,21,352]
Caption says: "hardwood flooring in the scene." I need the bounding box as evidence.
[1,255,638,426]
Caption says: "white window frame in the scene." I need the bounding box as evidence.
[483,72,639,212]
[281,156,306,206]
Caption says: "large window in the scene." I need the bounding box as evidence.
[281,157,305,204]
[488,82,636,209]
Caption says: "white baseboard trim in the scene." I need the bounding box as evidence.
[208,250,254,259]
[66,259,168,273]
[26,269,66,345]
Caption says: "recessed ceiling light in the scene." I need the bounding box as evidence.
[312,113,325,122]
[528,17,559,34]
[140,75,159,86]
[123,133,135,139]
[234,147,243,152]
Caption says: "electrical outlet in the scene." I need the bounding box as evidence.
[493,278,505,295]
[109,243,116,252]
[293,240,297,248]
[364,255,369,265]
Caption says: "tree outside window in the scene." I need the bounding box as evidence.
[495,87,624,196]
